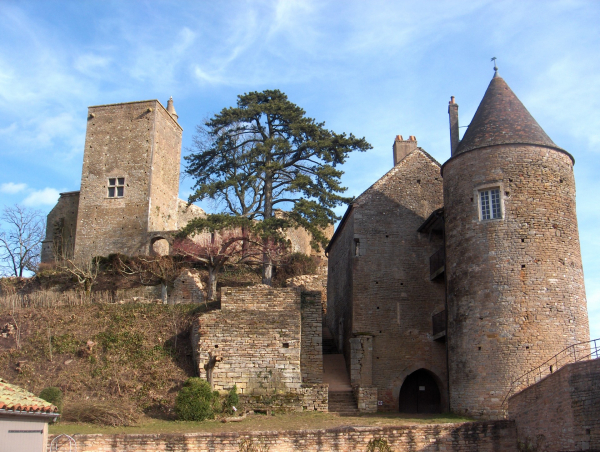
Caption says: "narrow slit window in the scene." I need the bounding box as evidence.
[479,188,502,220]
[108,177,125,198]
[354,238,360,257]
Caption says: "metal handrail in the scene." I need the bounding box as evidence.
[501,337,599,408]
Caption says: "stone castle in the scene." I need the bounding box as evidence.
[41,98,321,263]
[326,70,590,420]
[39,71,596,447]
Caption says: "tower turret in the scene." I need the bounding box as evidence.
[167,96,179,121]
[442,73,589,419]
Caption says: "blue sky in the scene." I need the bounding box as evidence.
[0,0,598,338]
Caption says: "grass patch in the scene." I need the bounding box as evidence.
[50,412,474,435]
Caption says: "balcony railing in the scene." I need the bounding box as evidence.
[501,337,600,408]
[429,247,445,280]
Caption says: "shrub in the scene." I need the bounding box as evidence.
[39,387,63,413]
[275,253,317,282]
[222,385,239,415]
[175,378,220,421]
[366,438,393,452]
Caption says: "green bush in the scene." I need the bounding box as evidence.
[275,253,318,282]
[175,378,219,421]
[222,385,239,415]
[39,387,63,413]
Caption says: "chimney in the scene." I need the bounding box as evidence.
[167,96,178,121]
[393,135,418,166]
[448,96,459,155]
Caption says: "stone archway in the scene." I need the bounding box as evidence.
[150,237,170,256]
[398,368,442,414]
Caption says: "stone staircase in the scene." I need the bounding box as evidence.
[328,390,360,416]
[322,326,359,416]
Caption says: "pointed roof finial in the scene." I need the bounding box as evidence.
[166,96,178,121]
[491,57,499,78]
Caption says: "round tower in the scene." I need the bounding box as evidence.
[442,72,589,419]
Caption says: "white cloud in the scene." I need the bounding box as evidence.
[22,188,60,206]
[0,182,27,194]
[74,53,112,75]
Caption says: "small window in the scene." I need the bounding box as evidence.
[479,188,501,220]
[354,238,360,257]
[108,177,125,198]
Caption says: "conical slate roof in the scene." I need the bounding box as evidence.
[455,75,560,155]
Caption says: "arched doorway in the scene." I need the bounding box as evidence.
[398,368,441,413]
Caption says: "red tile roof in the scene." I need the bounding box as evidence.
[0,379,58,415]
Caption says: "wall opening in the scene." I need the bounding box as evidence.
[398,368,441,414]
[151,237,170,256]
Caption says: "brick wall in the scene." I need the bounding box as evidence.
[48,420,517,451]
[41,191,79,262]
[328,149,447,412]
[509,359,600,452]
[444,144,590,419]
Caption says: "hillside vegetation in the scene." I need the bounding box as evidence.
[0,301,215,422]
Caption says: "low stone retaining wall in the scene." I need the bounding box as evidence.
[49,420,517,451]
[509,358,600,452]
[241,384,328,413]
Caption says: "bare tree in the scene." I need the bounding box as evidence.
[114,255,182,304]
[0,205,45,277]
[173,232,245,301]
[58,255,101,299]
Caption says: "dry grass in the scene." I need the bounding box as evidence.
[0,301,217,419]
[61,400,141,427]
[49,411,474,435]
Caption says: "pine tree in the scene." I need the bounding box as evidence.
[185,89,371,284]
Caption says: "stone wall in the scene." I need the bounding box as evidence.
[355,385,378,413]
[147,106,182,233]
[443,144,590,419]
[326,206,354,360]
[171,269,203,304]
[328,148,447,412]
[73,100,182,261]
[48,420,517,451]
[41,191,79,262]
[300,291,323,384]
[509,358,600,452]
[241,384,328,413]
[286,274,328,313]
[192,287,303,395]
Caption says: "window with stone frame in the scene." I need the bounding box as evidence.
[107,177,125,198]
[479,188,502,220]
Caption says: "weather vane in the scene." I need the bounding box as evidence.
[491,57,499,77]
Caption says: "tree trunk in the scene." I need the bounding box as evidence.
[262,173,273,285]
[207,266,217,301]
[161,282,168,304]
[241,225,249,261]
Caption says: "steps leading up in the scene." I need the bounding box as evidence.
[328,390,359,416]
